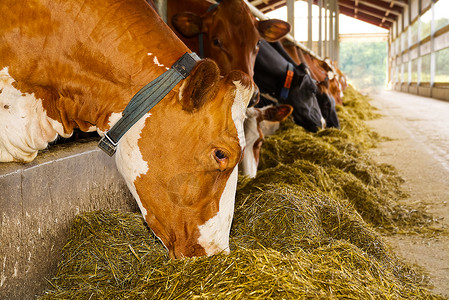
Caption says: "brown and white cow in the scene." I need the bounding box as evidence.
[168,0,290,106]
[0,0,254,258]
[241,104,293,178]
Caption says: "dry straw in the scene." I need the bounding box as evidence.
[40,86,444,299]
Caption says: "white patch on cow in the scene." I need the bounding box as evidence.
[96,112,122,136]
[114,113,150,220]
[327,71,335,80]
[0,67,67,162]
[230,80,254,150]
[197,80,253,255]
[153,56,169,70]
[147,52,169,70]
[321,117,327,129]
[241,108,259,178]
[197,166,238,255]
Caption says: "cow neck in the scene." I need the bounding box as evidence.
[98,52,200,156]
[198,0,222,58]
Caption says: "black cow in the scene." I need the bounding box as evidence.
[267,41,340,129]
[254,40,324,132]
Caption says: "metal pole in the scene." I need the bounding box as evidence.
[287,0,295,39]
[308,0,313,49]
[318,0,323,57]
[329,0,334,59]
[430,1,435,93]
[334,0,339,63]
[324,0,328,57]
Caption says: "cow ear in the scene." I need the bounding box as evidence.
[179,58,220,112]
[257,19,291,42]
[172,12,203,37]
[263,104,293,122]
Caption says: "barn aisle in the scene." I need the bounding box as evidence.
[366,90,449,297]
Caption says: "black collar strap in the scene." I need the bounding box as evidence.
[98,52,200,156]
[279,63,295,101]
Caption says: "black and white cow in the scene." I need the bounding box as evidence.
[268,41,340,129]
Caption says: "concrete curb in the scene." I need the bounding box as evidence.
[0,140,137,299]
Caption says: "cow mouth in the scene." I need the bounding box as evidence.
[168,242,207,259]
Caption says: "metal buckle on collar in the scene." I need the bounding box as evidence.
[98,133,118,157]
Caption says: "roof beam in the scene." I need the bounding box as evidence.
[379,0,409,8]
[357,0,403,15]
[339,6,392,29]
[248,0,271,7]
[339,0,397,23]
[258,0,286,13]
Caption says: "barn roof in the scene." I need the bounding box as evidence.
[248,0,407,30]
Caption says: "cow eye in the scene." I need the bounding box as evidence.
[256,40,261,50]
[213,148,230,171]
[213,38,222,47]
[214,149,227,160]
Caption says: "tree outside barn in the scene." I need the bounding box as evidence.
[339,36,388,93]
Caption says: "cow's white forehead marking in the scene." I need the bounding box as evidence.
[115,113,150,219]
[197,79,253,255]
[0,67,66,162]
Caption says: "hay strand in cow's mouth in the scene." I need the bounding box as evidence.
[39,85,443,299]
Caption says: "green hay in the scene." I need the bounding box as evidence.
[39,86,443,299]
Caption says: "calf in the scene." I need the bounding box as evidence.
[241,104,293,178]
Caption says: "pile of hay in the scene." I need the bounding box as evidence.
[256,85,434,231]
[40,86,442,299]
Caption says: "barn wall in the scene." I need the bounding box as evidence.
[389,0,449,101]
[0,140,137,300]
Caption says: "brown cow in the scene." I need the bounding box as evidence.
[0,0,254,258]
[168,0,290,105]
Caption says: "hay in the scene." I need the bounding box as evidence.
[39,86,444,299]
[255,86,434,231]
[41,205,440,299]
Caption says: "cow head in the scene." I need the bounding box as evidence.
[115,59,253,258]
[241,104,293,178]
[171,0,290,106]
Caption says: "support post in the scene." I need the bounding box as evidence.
[308,0,313,49]
[287,0,295,39]
[318,0,323,57]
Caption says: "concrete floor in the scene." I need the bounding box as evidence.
[366,90,449,298]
